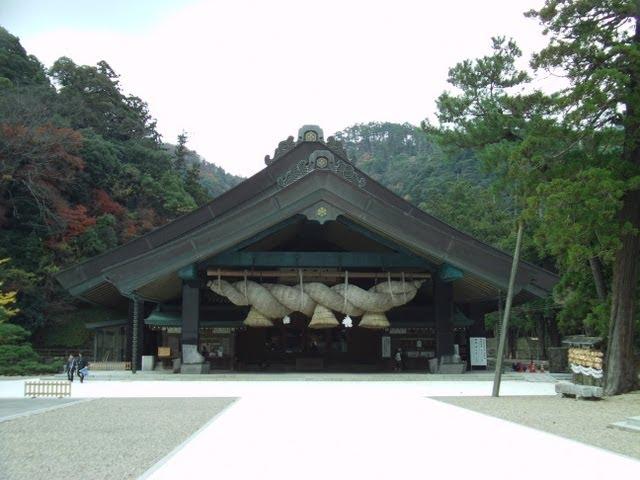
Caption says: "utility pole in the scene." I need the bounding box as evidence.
[492,222,524,397]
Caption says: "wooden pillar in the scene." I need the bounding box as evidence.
[467,303,487,337]
[128,297,144,372]
[181,280,201,349]
[434,276,454,360]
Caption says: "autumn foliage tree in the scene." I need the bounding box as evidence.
[0,27,242,331]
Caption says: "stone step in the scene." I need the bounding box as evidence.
[610,416,640,433]
[555,381,603,399]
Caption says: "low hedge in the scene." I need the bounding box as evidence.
[0,323,63,376]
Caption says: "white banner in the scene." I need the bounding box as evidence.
[381,336,391,358]
[469,337,487,366]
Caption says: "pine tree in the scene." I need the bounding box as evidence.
[528,0,640,395]
[174,132,188,175]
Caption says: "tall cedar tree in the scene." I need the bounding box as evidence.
[528,0,640,395]
[174,132,188,175]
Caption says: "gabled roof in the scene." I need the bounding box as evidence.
[56,125,558,308]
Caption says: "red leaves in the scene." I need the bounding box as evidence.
[0,122,86,232]
[56,203,96,239]
[93,189,124,216]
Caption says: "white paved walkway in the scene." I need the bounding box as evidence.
[3,378,638,477]
[142,393,640,479]
[0,378,556,398]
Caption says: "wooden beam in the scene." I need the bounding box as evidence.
[214,216,304,253]
[205,269,430,279]
[202,251,431,269]
[337,217,438,272]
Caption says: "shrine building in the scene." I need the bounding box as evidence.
[55,125,558,373]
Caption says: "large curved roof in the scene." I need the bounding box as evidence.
[56,127,558,309]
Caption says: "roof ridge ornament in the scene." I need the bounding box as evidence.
[298,125,324,142]
[264,125,324,165]
[277,149,366,189]
[266,135,296,164]
[325,135,349,161]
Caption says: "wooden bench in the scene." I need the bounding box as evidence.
[24,380,71,398]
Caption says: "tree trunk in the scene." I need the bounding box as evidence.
[605,13,640,395]
[546,314,561,347]
[604,190,640,395]
[588,256,607,302]
[536,314,546,360]
[508,327,518,359]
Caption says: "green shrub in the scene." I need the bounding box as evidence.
[0,361,60,376]
[0,344,39,364]
[0,344,61,375]
[0,323,30,345]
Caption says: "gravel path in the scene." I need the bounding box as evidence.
[0,399,81,422]
[0,397,236,480]
[437,392,640,460]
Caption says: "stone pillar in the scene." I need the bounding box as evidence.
[181,280,208,373]
[128,297,144,372]
[434,276,454,361]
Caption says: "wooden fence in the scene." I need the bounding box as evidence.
[89,361,131,371]
[35,348,93,361]
[24,380,71,398]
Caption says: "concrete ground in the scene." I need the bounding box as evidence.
[1,375,637,479]
[39,370,563,382]
[0,375,558,398]
[142,392,640,480]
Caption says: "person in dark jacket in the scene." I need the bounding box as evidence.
[76,353,89,383]
[66,354,76,382]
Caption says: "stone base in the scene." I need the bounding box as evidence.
[610,415,640,433]
[555,381,603,399]
[182,344,205,364]
[172,358,181,373]
[141,355,155,371]
[438,362,467,374]
[180,363,210,374]
[428,358,439,373]
[428,357,466,374]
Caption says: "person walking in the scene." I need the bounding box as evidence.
[394,348,403,372]
[66,354,76,382]
[76,353,89,383]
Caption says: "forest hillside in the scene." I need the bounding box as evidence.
[0,27,616,353]
[0,27,240,332]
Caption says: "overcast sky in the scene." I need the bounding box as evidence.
[2,0,548,177]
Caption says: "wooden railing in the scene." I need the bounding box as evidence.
[34,348,93,361]
[89,361,131,371]
[25,380,71,398]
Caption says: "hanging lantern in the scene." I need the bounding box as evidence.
[308,305,339,329]
[342,315,353,328]
[282,315,291,325]
[358,312,389,329]
[243,307,274,327]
